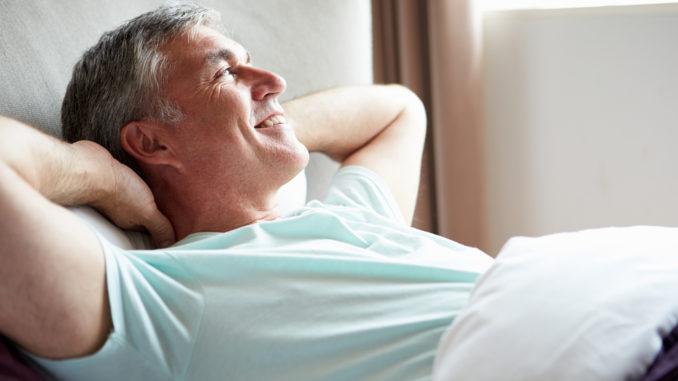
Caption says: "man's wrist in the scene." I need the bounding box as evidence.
[56,140,118,208]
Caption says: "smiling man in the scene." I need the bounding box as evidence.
[120,25,310,239]
[0,3,492,380]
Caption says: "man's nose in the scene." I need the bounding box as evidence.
[244,66,286,101]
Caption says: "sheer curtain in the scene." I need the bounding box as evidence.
[372,0,487,251]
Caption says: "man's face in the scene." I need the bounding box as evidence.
[161,25,309,195]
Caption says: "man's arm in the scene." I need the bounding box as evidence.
[0,116,173,358]
[284,85,427,223]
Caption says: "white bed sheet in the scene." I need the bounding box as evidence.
[434,226,678,381]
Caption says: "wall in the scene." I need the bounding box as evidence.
[483,3,678,255]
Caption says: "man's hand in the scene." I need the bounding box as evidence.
[74,141,175,247]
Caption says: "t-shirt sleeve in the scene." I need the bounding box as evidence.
[24,233,204,381]
[322,165,406,225]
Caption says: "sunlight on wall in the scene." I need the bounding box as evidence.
[476,0,678,11]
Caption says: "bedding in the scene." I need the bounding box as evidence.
[0,336,43,381]
[433,226,678,380]
[641,322,678,381]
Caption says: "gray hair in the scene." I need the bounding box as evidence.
[61,2,221,176]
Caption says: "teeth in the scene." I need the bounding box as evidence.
[259,115,286,128]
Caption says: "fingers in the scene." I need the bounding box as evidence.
[143,208,176,248]
[65,142,176,247]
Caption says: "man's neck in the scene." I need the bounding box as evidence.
[150,174,282,241]
[173,202,280,240]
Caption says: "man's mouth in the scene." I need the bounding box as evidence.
[255,115,286,129]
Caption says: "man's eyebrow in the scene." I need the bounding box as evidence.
[205,49,251,65]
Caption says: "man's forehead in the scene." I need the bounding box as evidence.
[164,26,250,65]
[193,26,250,63]
[204,46,251,65]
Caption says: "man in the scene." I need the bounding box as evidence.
[0,3,491,380]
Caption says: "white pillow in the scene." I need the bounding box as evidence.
[434,226,678,381]
[277,169,308,218]
[70,170,307,250]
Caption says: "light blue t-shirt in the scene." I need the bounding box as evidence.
[30,166,492,381]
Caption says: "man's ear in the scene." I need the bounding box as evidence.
[120,121,181,169]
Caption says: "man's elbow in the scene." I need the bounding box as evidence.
[389,84,427,149]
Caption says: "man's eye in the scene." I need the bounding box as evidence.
[219,68,235,79]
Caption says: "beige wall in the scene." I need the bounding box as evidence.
[483,4,678,255]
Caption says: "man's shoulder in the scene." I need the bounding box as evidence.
[323,165,406,225]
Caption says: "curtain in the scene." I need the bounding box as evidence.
[372,0,487,251]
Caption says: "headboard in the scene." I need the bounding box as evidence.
[0,0,374,246]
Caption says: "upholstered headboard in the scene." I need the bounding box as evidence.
[0,0,374,246]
